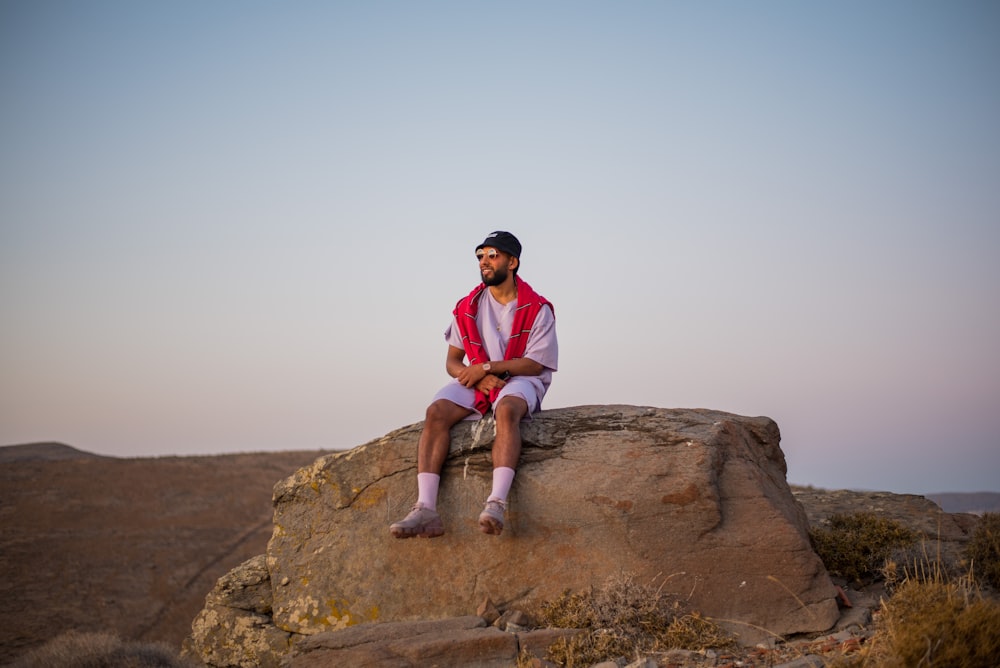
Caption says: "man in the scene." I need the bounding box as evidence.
[390,231,558,538]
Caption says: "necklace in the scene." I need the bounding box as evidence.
[487,292,513,333]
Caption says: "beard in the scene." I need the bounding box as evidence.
[482,264,509,286]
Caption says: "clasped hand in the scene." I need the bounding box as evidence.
[456,364,507,393]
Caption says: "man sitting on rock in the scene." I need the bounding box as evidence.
[390,231,558,538]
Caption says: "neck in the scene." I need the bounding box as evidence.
[488,276,518,304]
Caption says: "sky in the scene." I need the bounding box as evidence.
[1,1,998,495]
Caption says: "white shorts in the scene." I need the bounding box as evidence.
[432,377,543,420]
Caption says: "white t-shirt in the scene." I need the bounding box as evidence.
[443,287,558,394]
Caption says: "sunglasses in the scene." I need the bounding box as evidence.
[475,249,502,261]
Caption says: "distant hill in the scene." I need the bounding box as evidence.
[0,442,106,463]
[927,492,1000,515]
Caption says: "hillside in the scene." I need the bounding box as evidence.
[0,443,333,664]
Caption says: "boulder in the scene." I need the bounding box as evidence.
[270,405,840,637]
[186,405,840,665]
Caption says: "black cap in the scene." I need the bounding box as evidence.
[475,231,521,258]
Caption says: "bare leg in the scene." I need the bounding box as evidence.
[391,399,473,539]
[418,399,475,474]
[478,396,529,536]
[490,395,528,469]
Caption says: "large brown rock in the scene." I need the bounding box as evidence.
[264,405,837,645]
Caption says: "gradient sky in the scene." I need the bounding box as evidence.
[2,1,998,495]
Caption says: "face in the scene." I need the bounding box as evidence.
[477,247,515,286]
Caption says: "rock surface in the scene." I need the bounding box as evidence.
[185,555,292,668]
[285,616,581,668]
[791,487,980,575]
[187,405,842,666]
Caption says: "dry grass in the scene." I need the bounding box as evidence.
[809,511,919,584]
[834,563,1000,668]
[812,511,1000,667]
[965,512,1000,590]
[522,572,735,667]
[7,630,198,668]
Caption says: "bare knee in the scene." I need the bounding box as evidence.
[425,399,470,428]
[493,397,528,426]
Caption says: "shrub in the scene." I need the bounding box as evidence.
[863,576,1000,668]
[809,512,918,583]
[965,512,1000,590]
[831,556,1000,668]
[528,572,734,667]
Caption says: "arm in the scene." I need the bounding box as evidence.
[481,357,545,378]
[445,345,468,379]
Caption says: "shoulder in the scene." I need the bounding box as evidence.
[535,303,555,324]
[454,284,487,313]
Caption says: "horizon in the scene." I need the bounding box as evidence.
[2,1,998,496]
[1,439,998,498]
[1,433,997,498]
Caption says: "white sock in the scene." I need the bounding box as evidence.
[489,467,516,504]
[417,473,440,511]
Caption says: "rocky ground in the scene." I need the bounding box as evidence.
[0,443,988,667]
